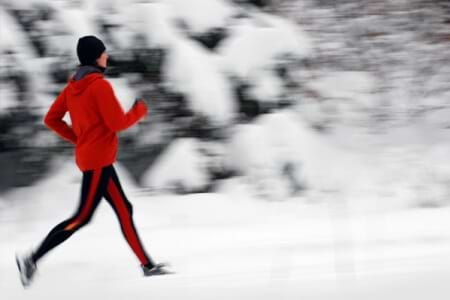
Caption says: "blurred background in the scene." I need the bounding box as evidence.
[1,0,450,299]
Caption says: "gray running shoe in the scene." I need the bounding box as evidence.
[142,263,173,276]
[16,253,37,288]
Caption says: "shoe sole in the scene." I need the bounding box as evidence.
[144,268,175,276]
[15,254,30,288]
[145,272,174,277]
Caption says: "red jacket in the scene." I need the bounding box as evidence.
[44,73,148,171]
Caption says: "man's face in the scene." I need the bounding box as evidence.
[96,52,109,68]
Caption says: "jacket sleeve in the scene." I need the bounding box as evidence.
[44,88,77,145]
[94,79,148,132]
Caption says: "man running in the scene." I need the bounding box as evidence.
[16,35,170,288]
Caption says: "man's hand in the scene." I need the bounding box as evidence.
[134,98,150,108]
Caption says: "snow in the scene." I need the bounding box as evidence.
[127,1,237,126]
[1,175,450,299]
[304,71,377,127]
[218,13,313,79]
[141,138,210,192]
[216,12,313,103]
[132,2,181,49]
[113,162,140,192]
[108,77,137,111]
[94,0,140,50]
[166,0,236,34]
[228,110,357,200]
[164,38,236,125]
[0,81,17,113]
[308,71,375,101]
[227,122,294,200]
[246,68,285,103]
[421,95,450,129]
[3,0,46,10]
[226,108,450,212]
[0,7,53,110]
[0,8,37,58]
[53,6,100,54]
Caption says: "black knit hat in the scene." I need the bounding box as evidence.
[76,35,106,66]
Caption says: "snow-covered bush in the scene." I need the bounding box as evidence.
[300,71,378,131]
[226,111,305,200]
[218,11,312,119]
[141,138,210,193]
[163,38,237,126]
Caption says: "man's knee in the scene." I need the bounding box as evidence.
[64,216,92,231]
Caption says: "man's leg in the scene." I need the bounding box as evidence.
[103,165,154,268]
[31,165,112,264]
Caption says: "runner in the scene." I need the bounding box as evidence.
[16,35,170,288]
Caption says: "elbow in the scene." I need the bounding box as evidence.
[44,115,62,131]
[43,115,53,128]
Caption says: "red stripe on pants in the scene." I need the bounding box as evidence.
[107,176,149,265]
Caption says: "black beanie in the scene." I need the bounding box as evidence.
[76,35,106,66]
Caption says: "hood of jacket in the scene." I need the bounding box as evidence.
[67,65,105,95]
[67,72,103,96]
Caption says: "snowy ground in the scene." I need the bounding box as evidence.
[1,166,450,300]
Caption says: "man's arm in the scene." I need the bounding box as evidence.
[43,88,77,145]
[94,79,148,132]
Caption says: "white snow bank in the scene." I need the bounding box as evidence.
[131,2,181,49]
[164,38,236,125]
[0,7,58,104]
[227,123,292,200]
[2,189,450,299]
[93,0,142,50]
[0,196,5,211]
[303,71,376,127]
[246,68,285,103]
[217,12,312,103]
[3,0,47,10]
[308,71,374,100]
[370,145,450,208]
[113,162,140,192]
[218,12,313,79]
[226,109,450,210]
[421,95,450,129]
[227,111,305,200]
[166,0,236,34]
[0,82,17,113]
[52,6,100,54]
[58,9,96,38]
[0,8,37,58]
[141,138,210,192]
[108,77,137,111]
